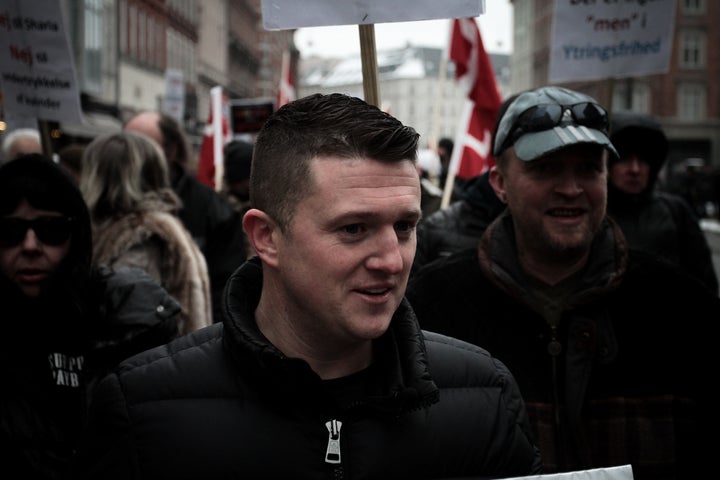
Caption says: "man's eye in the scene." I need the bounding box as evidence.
[342,224,363,235]
[395,221,414,233]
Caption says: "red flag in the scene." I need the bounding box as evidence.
[448,18,502,179]
[196,88,230,189]
[277,50,296,109]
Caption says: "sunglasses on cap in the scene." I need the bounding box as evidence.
[0,216,75,247]
[501,102,609,153]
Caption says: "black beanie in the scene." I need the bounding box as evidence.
[224,140,253,183]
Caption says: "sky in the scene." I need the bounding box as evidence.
[293,0,513,58]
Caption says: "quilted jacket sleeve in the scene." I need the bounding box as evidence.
[71,372,140,480]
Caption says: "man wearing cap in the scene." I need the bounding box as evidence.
[407,86,720,479]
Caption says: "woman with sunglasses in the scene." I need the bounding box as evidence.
[0,154,180,480]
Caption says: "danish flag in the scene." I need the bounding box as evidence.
[447,18,502,179]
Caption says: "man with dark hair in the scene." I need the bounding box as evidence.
[408,86,720,479]
[124,111,246,322]
[73,93,541,479]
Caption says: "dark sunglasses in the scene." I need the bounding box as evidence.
[502,102,609,153]
[0,216,75,247]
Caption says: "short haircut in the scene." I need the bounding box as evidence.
[81,131,178,223]
[251,93,419,231]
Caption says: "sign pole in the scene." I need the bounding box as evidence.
[37,119,54,157]
[358,25,381,108]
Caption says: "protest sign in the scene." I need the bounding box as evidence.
[261,0,486,107]
[163,69,185,125]
[501,464,633,480]
[261,0,484,30]
[549,0,675,83]
[0,0,83,124]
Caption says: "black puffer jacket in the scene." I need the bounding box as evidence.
[0,155,180,480]
[413,171,506,274]
[73,258,542,480]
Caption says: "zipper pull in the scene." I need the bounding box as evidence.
[324,419,342,464]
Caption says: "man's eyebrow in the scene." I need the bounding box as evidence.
[332,209,421,222]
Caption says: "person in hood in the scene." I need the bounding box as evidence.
[0,154,179,480]
[607,112,717,294]
[407,86,720,479]
[71,93,541,480]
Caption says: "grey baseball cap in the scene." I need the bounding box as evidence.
[492,86,619,162]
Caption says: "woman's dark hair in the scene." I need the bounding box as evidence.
[0,154,93,304]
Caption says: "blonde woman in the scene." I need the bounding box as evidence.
[81,131,211,334]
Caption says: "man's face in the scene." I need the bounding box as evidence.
[609,153,650,194]
[275,156,421,348]
[491,144,608,260]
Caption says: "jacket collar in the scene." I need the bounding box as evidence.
[478,212,628,314]
[222,257,439,415]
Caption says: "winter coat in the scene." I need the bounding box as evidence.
[92,199,212,335]
[607,112,718,294]
[172,166,235,252]
[174,165,248,323]
[413,171,506,275]
[607,185,718,294]
[0,154,181,480]
[72,257,542,480]
[0,266,180,480]
[407,212,720,480]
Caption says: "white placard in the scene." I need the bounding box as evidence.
[501,465,633,480]
[0,0,83,123]
[262,0,485,30]
[549,0,675,83]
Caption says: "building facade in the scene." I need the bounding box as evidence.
[1,0,296,153]
[511,0,720,176]
[298,46,511,149]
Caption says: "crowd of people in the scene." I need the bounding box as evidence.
[1,87,716,480]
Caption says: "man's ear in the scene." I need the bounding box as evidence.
[243,209,280,268]
[489,165,508,204]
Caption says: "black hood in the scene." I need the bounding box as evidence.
[0,154,93,310]
[609,112,668,177]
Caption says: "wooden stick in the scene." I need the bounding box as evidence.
[358,24,381,108]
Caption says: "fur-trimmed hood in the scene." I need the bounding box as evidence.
[93,204,211,335]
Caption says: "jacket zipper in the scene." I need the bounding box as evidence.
[324,419,342,464]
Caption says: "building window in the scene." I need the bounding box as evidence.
[83,0,103,92]
[156,19,164,68]
[679,30,705,69]
[147,16,155,67]
[119,0,127,54]
[677,83,706,120]
[129,4,137,58]
[138,10,146,63]
[681,0,705,14]
[611,80,650,113]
